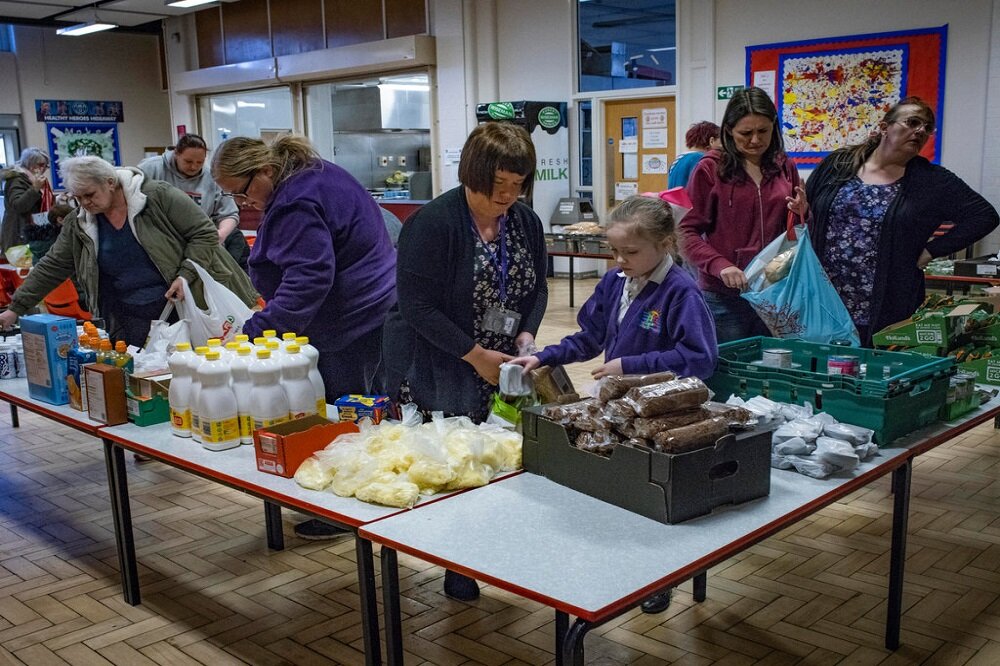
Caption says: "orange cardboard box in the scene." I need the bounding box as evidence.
[253,415,359,477]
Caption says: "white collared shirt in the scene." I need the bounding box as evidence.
[617,254,673,323]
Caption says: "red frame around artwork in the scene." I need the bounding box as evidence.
[746,26,947,166]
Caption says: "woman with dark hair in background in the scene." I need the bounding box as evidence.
[807,97,999,345]
[383,122,547,601]
[680,87,807,343]
[667,121,720,189]
[140,133,250,270]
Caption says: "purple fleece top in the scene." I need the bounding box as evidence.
[535,265,718,379]
[243,160,396,352]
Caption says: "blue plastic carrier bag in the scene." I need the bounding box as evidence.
[741,218,859,346]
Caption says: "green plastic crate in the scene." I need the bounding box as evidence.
[707,337,956,444]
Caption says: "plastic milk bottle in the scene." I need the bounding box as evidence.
[197,350,240,451]
[249,349,289,431]
[283,345,317,419]
[168,342,196,437]
[296,336,326,416]
[189,346,209,443]
[229,345,255,444]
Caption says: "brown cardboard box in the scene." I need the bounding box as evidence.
[85,364,128,425]
[253,415,359,477]
[127,371,171,399]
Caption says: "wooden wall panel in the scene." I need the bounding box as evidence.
[325,0,384,48]
[195,7,224,68]
[385,0,426,38]
[271,0,324,56]
[223,0,272,65]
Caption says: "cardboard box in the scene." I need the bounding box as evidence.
[126,391,170,427]
[66,346,96,411]
[85,363,128,425]
[20,314,77,405]
[253,415,359,477]
[127,371,171,399]
[959,356,1000,385]
[954,255,1000,277]
[334,395,391,424]
[871,303,989,347]
[521,408,772,524]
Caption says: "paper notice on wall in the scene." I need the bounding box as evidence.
[642,108,667,129]
[615,182,639,201]
[619,137,638,154]
[642,154,669,174]
[643,128,668,149]
[752,70,776,99]
[623,153,638,179]
[444,149,462,165]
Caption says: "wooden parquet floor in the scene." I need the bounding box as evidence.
[2,278,1000,665]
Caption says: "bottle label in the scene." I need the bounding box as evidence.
[253,415,288,431]
[171,408,191,432]
[239,414,253,438]
[202,416,240,443]
[316,398,326,417]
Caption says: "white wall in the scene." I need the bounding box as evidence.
[10,26,172,169]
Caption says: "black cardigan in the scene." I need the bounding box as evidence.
[382,186,548,416]
[807,154,999,337]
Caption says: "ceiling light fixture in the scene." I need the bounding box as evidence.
[57,20,117,36]
[166,0,219,8]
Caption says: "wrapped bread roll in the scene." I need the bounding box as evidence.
[595,371,677,403]
[622,377,710,417]
[625,408,708,439]
[575,429,620,457]
[651,417,728,454]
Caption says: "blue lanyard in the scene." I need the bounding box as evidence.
[470,213,509,304]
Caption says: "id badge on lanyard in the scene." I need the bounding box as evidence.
[473,213,521,337]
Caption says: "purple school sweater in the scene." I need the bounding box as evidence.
[243,160,396,352]
[535,265,718,379]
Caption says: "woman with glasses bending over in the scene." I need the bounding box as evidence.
[806,97,998,345]
[0,156,258,345]
[679,87,807,343]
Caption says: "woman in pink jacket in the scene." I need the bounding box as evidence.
[680,87,807,343]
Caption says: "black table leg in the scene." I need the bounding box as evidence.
[554,611,569,666]
[886,460,912,650]
[9,402,18,427]
[263,501,284,550]
[568,255,576,308]
[355,537,382,666]
[693,571,707,602]
[381,546,404,666]
[102,439,140,605]
[562,618,591,666]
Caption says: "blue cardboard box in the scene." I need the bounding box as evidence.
[20,314,77,405]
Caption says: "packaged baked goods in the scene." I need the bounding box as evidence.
[595,371,677,403]
[764,247,796,283]
[531,365,577,404]
[622,437,654,450]
[542,398,601,426]
[601,398,637,427]
[575,429,620,457]
[625,408,708,439]
[702,401,755,428]
[622,377,710,417]
[651,416,728,453]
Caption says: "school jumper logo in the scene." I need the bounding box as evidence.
[639,309,662,333]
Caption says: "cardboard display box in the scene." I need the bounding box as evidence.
[126,391,170,427]
[334,395,391,424]
[871,303,989,348]
[85,364,128,425]
[253,415,359,477]
[127,371,171,399]
[20,314,77,405]
[521,408,772,524]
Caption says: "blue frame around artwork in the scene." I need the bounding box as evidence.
[45,122,121,190]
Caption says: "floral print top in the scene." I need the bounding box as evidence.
[822,177,902,326]
[470,219,538,419]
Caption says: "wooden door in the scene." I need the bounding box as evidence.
[603,96,676,208]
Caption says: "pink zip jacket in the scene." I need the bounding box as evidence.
[680,149,801,295]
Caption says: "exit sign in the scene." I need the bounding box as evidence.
[717,85,744,100]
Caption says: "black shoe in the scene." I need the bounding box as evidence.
[640,589,672,614]
[293,519,350,541]
[134,453,152,463]
[443,570,480,601]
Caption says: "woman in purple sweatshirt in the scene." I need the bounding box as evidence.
[680,87,807,343]
[512,195,717,381]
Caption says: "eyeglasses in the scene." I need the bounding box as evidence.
[222,170,256,205]
[893,117,936,135]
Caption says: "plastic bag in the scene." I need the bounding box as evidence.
[144,301,190,352]
[4,245,32,268]
[499,363,534,397]
[594,371,677,403]
[742,222,860,345]
[175,260,254,347]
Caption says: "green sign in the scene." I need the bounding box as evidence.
[487,102,515,120]
[537,106,561,129]
[717,85,745,100]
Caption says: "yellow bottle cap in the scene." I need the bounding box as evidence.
[100,339,112,350]
[266,340,280,350]
[256,349,271,359]
[195,346,209,355]
[282,332,297,340]
[207,338,222,347]
[235,334,250,343]
[237,346,252,356]
[206,350,221,360]
[115,341,127,352]
[287,344,300,353]
[225,342,240,350]
[296,336,310,345]
[175,342,192,351]
[253,337,267,346]
[263,329,277,338]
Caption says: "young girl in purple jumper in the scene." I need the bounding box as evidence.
[512,194,717,382]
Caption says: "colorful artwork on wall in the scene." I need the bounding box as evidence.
[46,123,121,190]
[746,26,947,165]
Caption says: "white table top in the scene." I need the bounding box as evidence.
[360,393,1000,621]
[0,378,105,434]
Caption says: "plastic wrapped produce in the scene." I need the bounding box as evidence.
[651,416,728,453]
[407,459,456,492]
[623,377,710,417]
[446,459,494,489]
[575,429,620,457]
[355,479,421,508]
[595,371,677,403]
[542,398,601,425]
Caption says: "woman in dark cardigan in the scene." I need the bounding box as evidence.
[383,122,547,601]
[807,97,999,345]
